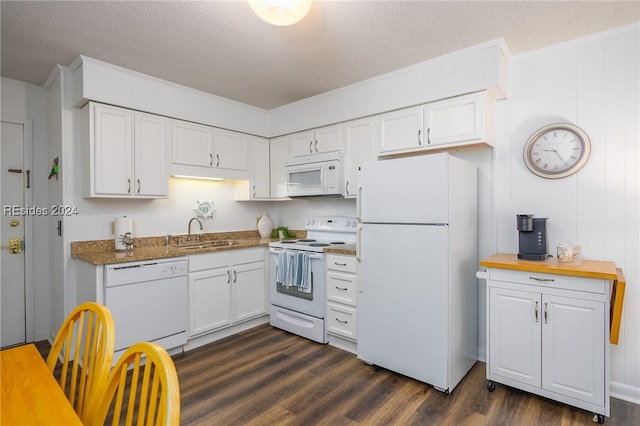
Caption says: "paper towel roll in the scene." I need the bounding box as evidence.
[114,216,133,251]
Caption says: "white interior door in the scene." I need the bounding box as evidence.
[1,119,32,348]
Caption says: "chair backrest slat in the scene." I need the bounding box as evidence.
[46,302,115,423]
[87,341,180,426]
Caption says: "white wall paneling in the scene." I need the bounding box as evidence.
[494,24,639,403]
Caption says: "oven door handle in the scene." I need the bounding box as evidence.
[269,247,324,259]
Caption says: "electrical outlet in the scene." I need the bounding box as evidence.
[110,221,115,234]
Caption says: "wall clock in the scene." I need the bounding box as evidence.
[523,123,591,179]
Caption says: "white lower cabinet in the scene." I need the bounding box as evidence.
[326,253,358,352]
[486,268,608,420]
[188,248,266,337]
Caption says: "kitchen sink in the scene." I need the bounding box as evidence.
[178,241,239,250]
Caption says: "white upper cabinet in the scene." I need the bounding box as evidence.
[424,91,493,147]
[375,106,425,156]
[134,113,169,197]
[236,136,270,200]
[376,91,495,157]
[214,129,249,172]
[82,102,168,198]
[170,120,214,168]
[270,136,291,199]
[290,124,342,157]
[169,119,249,179]
[343,118,375,198]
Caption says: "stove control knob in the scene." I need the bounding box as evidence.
[311,219,316,225]
[306,219,311,225]
[352,221,357,227]
[345,220,351,227]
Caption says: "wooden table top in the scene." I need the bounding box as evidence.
[479,253,619,280]
[1,343,83,425]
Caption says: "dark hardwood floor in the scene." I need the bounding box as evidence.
[37,324,639,425]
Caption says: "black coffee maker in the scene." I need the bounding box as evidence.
[517,214,549,260]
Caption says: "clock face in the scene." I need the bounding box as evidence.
[523,123,591,179]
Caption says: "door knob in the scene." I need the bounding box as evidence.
[1,237,22,254]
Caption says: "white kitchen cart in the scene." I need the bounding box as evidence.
[478,254,623,424]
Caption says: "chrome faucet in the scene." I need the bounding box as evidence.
[187,217,203,242]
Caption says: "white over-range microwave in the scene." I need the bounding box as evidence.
[285,152,345,198]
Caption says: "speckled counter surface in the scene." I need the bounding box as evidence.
[72,230,357,265]
[325,244,357,256]
[72,231,282,265]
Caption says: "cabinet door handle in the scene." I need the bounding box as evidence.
[137,179,141,194]
[345,181,349,195]
[335,286,348,291]
[418,129,422,145]
[309,141,313,154]
[127,178,131,194]
[252,185,256,198]
[26,170,30,188]
[216,154,220,167]
[529,276,555,282]
[233,270,237,283]
[544,302,549,324]
[209,153,213,166]
[336,318,348,324]
[227,270,231,284]
[535,301,539,322]
[315,140,318,152]
[427,128,431,144]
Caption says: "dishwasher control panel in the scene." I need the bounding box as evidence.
[105,257,187,287]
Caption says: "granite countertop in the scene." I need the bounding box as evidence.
[72,230,357,265]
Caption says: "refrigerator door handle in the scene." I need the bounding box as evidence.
[356,224,364,291]
[356,185,363,221]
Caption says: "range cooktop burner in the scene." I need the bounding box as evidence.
[279,240,297,244]
[309,243,330,247]
[330,241,345,244]
[297,239,316,242]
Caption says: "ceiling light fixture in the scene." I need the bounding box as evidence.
[249,0,312,26]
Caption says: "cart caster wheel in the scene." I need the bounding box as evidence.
[592,414,605,424]
[486,380,496,392]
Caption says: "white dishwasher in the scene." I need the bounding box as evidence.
[104,257,188,359]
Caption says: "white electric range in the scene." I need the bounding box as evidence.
[268,216,358,343]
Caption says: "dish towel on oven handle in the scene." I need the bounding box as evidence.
[276,250,311,293]
[276,250,290,286]
[297,251,312,293]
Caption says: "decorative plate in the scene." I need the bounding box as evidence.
[194,200,215,219]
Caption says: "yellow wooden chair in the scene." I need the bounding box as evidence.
[46,301,115,423]
[87,341,181,426]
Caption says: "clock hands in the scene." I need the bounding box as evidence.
[540,149,569,166]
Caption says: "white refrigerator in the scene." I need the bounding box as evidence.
[357,152,478,393]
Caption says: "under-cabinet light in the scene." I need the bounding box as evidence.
[171,175,224,181]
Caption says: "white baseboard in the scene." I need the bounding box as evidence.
[610,380,640,405]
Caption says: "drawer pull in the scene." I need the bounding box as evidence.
[529,276,555,282]
[335,286,348,291]
[336,318,348,324]
[535,301,539,322]
[334,262,347,266]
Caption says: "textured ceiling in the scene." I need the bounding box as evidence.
[2,1,639,110]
